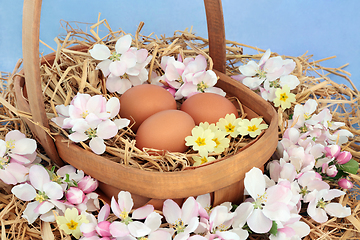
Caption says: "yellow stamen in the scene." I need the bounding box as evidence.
[6,140,15,149]
[247,125,259,132]
[200,157,208,165]
[195,137,206,146]
[280,93,289,102]
[225,124,235,133]
[66,220,78,230]
[213,138,221,147]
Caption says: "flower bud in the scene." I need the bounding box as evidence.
[324,145,340,159]
[96,221,111,237]
[336,151,352,165]
[66,187,86,205]
[325,165,338,178]
[338,178,354,189]
[78,176,99,194]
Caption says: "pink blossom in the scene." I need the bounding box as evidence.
[338,178,354,189]
[78,175,99,193]
[11,165,65,223]
[307,189,351,223]
[66,187,86,205]
[242,167,293,234]
[162,197,199,240]
[324,145,341,159]
[322,163,338,177]
[336,151,352,165]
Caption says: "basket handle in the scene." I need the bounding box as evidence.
[21,0,226,166]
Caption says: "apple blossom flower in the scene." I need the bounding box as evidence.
[178,70,226,98]
[125,212,173,240]
[273,85,296,110]
[80,203,111,238]
[238,49,296,91]
[56,207,89,239]
[307,189,351,223]
[89,35,136,78]
[52,93,121,129]
[4,130,37,164]
[185,126,216,157]
[11,165,65,223]
[162,197,199,240]
[291,99,318,129]
[237,117,268,138]
[241,167,293,234]
[0,130,37,185]
[216,113,242,138]
[338,178,354,189]
[297,171,330,203]
[109,191,155,238]
[69,119,119,155]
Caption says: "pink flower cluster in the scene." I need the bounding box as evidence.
[52,92,130,154]
[89,35,152,94]
[153,54,226,99]
[11,164,99,224]
[0,130,37,185]
[232,49,300,104]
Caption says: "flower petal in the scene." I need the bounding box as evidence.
[89,137,106,155]
[181,197,199,224]
[109,61,127,77]
[115,35,132,54]
[247,209,273,234]
[43,182,63,200]
[163,199,181,224]
[132,204,154,220]
[109,221,130,237]
[97,120,118,139]
[22,201,40,224]
[12,138,37,155]
[89,44,111,60]
[11,183,36,201]
[128,221,151,238]
[325,203,351,218]
[244,167,266,199]
[29,165,50,191]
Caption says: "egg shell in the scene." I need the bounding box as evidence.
[135,110,195,153]
[180,92,239,125]
[119,84,177,132]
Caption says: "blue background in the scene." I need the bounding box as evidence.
[1,0,359,90]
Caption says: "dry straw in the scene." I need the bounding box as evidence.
[0,18,359,239]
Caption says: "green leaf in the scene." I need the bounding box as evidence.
[340,159,359,175]
[269,221,278,236]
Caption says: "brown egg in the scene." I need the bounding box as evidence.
[119,84,177,132]
[135,110,195,153]
[180,92,238,125]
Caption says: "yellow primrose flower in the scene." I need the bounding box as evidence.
[198,122,230,154]
[273,85,296,109]
[216,113,243,138]
[193,155,216,166]
[238,118,268,138]
[185,126,216,157]
[56,208,89,239]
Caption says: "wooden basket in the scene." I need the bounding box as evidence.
[14,0,278,209]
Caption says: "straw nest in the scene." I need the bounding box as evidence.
[0,19,360,239]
